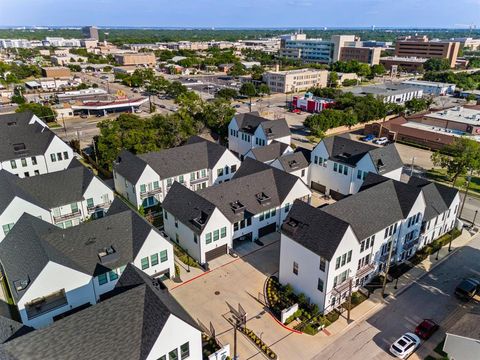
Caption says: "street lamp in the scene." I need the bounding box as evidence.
[472,210,478,228]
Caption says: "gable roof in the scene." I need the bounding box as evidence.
[162,182,217,235]
[0,171,46,215]
[320,136,403,173]
[113,137,229,184]
[234,112,290,139]
[0,265,199,360]
[248,141,290,163]
[0,111,57,162]
[275,152,309,173]
[408,176,458,221]
[282,200,351,261]
[0,316,32,344]
[0,198,157,302]
[323,176,422,240]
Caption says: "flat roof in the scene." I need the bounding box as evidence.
[380,56,428,63]
[266,68,327,75]
[402,120,480,141]
[425,107,480,126]
[402,79,455,87]
[350,83,419,96]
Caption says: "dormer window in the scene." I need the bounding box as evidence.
[230,200,245,213]
[255,192,271,205]
[13,277,30,292]
[98,246,119,264]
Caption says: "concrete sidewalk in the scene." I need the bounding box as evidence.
[322,229,477,338]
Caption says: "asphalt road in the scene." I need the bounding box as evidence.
[311,234,480,360]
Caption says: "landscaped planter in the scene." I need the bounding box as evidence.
[241,327,278,360]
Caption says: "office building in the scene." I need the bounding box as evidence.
[263,68,328,93]
[41,66,71,78]
[114,53,156,66]
[339,46,381,65]
[82,26,99,41]
[394,36,460,68]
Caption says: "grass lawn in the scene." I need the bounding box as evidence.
[47,122,61,128]
[434,338,448,357]
[426,168,480,197]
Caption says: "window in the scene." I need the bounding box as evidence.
[213,229,219,241]
[164,211,168,220]
[175,233,179,243]
[319,257,326,272]
[109,270,118,281]
[265,210,270,219]
[217,168,224,177]
[2,223,14,236]
[259,213,265,221]
[293,261,298,275]
[21,158,27,167]
[201,169,207,178]
[159,356,166,360]
[57,152,63,161]
[333,163,338,172]
[341,253,346,266]
[221,227,227,238]
[64,220,73,228]
[271,208,276,217]
[314,155,319,164]
[98,273,108,285]
[86,198,94,208]
[317,278,324,292]
[169,349,178,360]
[180,342,190,359]
[301,169,305,177]
[338,164,343,174]
[151,253,159,266]
[285,203,290,213]
[10,160,17,169]
[343,166,348,175]
[206,232,212,244]
[160,250,168,263]
[24,172,29,177]
[141,257,149,270]
[71,203,78,213]
[140,184,147,193]
[193,234,198,243]
[178,175,184,183]
[347,250,352,263]
[234,222,239,231]
[174,218,178,228]
[34,170,40,175]
[357,170,362,180]
[335,256,341,270]
[167,178,173,187]
[231,165,237,173]
[63,151,69,160]
[50,153,56,162]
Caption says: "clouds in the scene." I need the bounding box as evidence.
[0,0,478,28]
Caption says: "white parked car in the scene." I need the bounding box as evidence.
[390,332,421,359]
[374,137,389,145]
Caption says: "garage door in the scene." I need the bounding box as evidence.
[329,190,346,201]
[205,244,228,262]
[258,223,277,238]
[311,181,326,194]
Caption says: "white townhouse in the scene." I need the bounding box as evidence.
[0,199,174,329]
[244,141,293,164]
[309,135,403,200]
[113,136,241,210]
[162,158,311,265]
[279,175,428,313]
[0,264,202,360]
[0,161,113,241]
[407,177,460,247]
[0,112,74,178]
[270,151,309,184]
[228,112,291,158]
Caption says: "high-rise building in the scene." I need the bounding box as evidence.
[82,26,99,41]
[394,36,460,68]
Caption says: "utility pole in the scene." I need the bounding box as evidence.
[472,210,478,228]
[381,238,395,298]
[410,157,416,177]
[346,278,353,321]
[459,168,474,219]
[233,317,238,360]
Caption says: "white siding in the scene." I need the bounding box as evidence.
[44,136,74,174]
[133,229,175,277]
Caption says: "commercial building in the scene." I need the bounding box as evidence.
[51,54,88,65]
[0,112,74,178]
[401,79,456,96]
[443,312,480,360]
[71,97,148,116]
[0,198,174,328]
[292,92,335,113]
[349,83,423,104]
[114,53,156,66]
[228,112,291,157]
[380,56,428,73]
[394,36,460,68]
[25,77,82,91]
[81,26,99,41]
[57,88,109,102]
[309,135,403,199]
[40,66,71,78]
[80,38,98,49]
[0,264,202,360]
[452,37,480,50]
[113,136,241,209]
[162,158,311,265]
[263,68,328,93]
[339,46,382,65]
[43,37,81,47]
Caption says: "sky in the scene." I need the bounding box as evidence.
[0,0,478,28]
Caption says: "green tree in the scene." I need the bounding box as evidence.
[423,58,451,72]
[328,72,339,87]
[239,82,257,111]
[257,83,271,96]
[227,63,247,77]
[216,88,238,100]
[371,64,386,77]
[16,103,56,122]
[431,137,480,187]
[405,98,431,113]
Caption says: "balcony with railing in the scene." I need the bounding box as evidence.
[53,209,82,223]
[139,187,162,199]
[379,250,397,263]
[356,263,375,279]
[25,289,68,320]
[190,175,209,185]
[403,237,420,252]
[87,200,112,214]
[333,277,353,295]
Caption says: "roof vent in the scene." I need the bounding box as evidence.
[7,121,17,126]
[282,217,303,235]
[230,200,245,214]
[12,143,27,154]
[287,159,299,169]
[193,210,209,229]
[98,246,119,264]
[338,152,351,159]
[13,277,30,293]
[255,192,271,205]
[377,159,384,168]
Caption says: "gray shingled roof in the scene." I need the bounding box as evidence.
[249,141,290,163]
[0,171,46,215]
[408,176,458,221]
[276,152,309,173]
[113,137,229,185]
[162,182,217,235]
[0,198,156,302]
[0,265,199,360]
[234,112,290,139]
[323,178,421,240]
[320,136,403,173]
[198,158,301,223]
[282,200,351,261]
[0,316,32,344]
[0,112,57,162]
